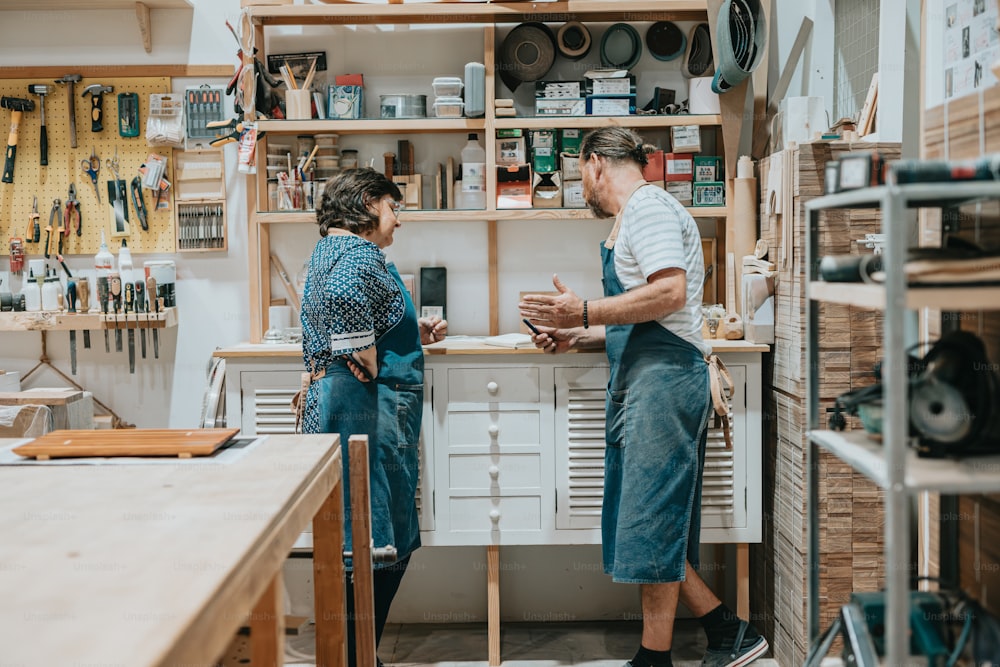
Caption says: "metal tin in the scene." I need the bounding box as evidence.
[380,94,427,119]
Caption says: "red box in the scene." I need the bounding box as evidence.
[664,152,694,182]
[642,150,665,182]
[335,73,364,86]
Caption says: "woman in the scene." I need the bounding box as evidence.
[300,168,447,667]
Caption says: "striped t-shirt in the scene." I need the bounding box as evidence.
[613,185,709,356]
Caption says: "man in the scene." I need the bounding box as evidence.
[519,127,767,667]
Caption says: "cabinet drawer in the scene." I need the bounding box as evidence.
[449,453,542,492]
[447,367,539,403]
[448,496,542,532]
[447,411,541,447]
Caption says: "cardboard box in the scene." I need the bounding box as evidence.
[664,153,694,181]
[585,75,636,96]
[694,156,721,182]
[586,95,636,116]
[535,98,586,116]
[561,152,582,180]
[563,179,585,208]
[666,180,693,205]
[328,85,363,119]
[532,171,562,208]
[536,80,584,98]
[496,135,526,165]
[560,129,583,154]
[532,146,557,173]
[693,181,726,206]
[670,125,702,153]
[530,129,556,148]
[642,149,664,182]
[497,164,532,209]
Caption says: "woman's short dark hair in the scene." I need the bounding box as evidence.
[580,126,649,168]
[315,168,402,237]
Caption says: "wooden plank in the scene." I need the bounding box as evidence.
[737,543,750,619]
[0,389,83,405]
[255,207,726,224]
[488,544,501,667]
[12,427,240,459]
[257,118,487,134]
[494,115,722,130]
[249,574,284,667]
[0,0,190,7]
[349,435,377,667]
[314,473,347,667]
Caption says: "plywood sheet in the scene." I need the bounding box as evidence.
[13,427,239,459]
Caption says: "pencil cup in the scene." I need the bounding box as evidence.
[286,89,313,120]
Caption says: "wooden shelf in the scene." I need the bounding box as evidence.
[255,206,726,223]
[248,2,706,25]
[0,307,178,332]
[494,115,722,130]
[808,281,1000,310]
[810,429,1000,494]
[256,119,487,134]
[0,0,189,7]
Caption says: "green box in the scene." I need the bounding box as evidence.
[692,181,725,206]
[560,128,582,155]
[532,146,557,174]
[693,156,721,182]
[496,128,523,138]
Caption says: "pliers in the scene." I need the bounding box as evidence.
[45,198,61,259]
[65,183,81,237]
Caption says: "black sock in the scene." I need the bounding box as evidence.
[631,645,672,667]
[699,603,756,650]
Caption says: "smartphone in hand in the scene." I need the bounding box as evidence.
[522,318,543,336]
[341,354,375,382]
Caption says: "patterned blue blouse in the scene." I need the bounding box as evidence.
[300,234,405,376]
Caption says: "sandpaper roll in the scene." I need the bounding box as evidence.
[557,21,592,60]
[499,22,557,91]
[645,21,686,62]
[683,22,715,78]
[600,23,642,70]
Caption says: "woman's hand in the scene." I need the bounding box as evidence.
[419,316,448,345]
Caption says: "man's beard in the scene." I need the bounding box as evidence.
[586,190,613,219]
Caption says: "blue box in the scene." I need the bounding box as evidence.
[327,85,363,119]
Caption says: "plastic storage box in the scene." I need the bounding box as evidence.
[433,97,465,118]
[432,77,464,97]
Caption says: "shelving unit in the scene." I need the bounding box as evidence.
[804,181,1000,665]
[243,1,741,342]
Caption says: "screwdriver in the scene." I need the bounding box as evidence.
[124,282,135,374]
[147,276,159,359]
[135,280,146,359]
[77,278,91,349]
[110,274,122,353]
[66,281,78,375]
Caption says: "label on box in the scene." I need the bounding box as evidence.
[666,181,693,204]
[692,181,725,206]
[530,129,556,148]
[563,180,585,208]
[670,125,701,153]
[589,76,636,96]
[536,98,586,116]
[694,156,721,182]
[586,95,636,116]
[496,137,526,165]
[497,128,523,138]
[536,81,583,98]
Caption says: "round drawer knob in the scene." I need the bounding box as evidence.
[489,509,501,521]
[488,465,500,478]
[488,424,499,436]
[486,381,499,394]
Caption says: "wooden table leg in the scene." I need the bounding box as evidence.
[488,544,500,667]
[314,460,346,667]
[250,573,284,667]
[350,435,377,667]
[736,543,749,620]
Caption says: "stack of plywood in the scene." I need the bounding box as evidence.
[752,141,899,665]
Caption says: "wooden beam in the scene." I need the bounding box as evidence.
[0,65,234,79]
[488,220,498,336]
[249,574,284,667]
[136,2,152,54]
[488,545,501,667]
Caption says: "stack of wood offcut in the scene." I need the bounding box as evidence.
[752,140,899,665]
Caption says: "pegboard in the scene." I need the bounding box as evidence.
[0,76,176,256]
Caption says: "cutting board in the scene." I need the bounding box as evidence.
[12,428,241,460]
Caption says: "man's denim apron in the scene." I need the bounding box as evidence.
[600,195,713,584]
[309,263,424,568]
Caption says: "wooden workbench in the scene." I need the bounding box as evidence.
[0,433,345,667]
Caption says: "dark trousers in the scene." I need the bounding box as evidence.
[345,555,411,667]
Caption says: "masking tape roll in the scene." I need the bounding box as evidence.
[557,21,592,60]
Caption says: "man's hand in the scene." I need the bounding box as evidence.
[527,324,578,354]
[519,274,585,328]
[419,316,448,345]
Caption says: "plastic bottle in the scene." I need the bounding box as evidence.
[22,268,41,312]
[459,133,486,209]
[95,230,115,315]
[41,274,59,311]
[117,239,133,284]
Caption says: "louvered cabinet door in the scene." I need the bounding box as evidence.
[554,364,750,537]
[240,371,302,436]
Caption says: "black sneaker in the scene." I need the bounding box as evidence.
[700,621,768,667]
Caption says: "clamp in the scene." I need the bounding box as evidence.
[65,183,81,237]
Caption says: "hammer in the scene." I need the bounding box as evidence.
[27,84,52,166]
[1,96,34,184]
[54,74,82,148]
[81,83,114,133]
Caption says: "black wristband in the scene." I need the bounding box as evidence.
[582,300,589,329]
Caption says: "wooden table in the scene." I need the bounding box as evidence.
[0,433,346,667]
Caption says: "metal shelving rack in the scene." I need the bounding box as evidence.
[804,181,1000,665]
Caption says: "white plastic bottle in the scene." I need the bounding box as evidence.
[459,133,486,209]
[117,239,133,285]
[95,230,115,314]
[22,270,41,312]
[41,274,59,311]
